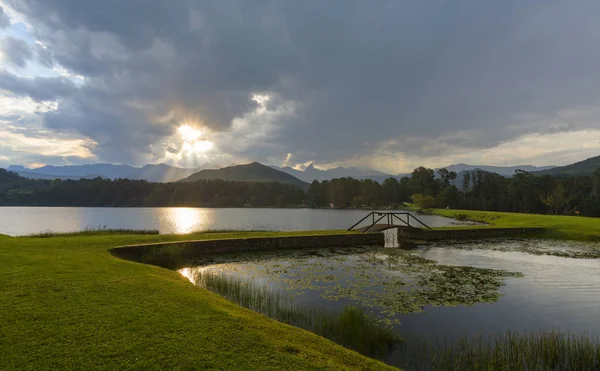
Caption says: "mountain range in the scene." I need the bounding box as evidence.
[534,155,600,176]
[4,154,600,185]
[7,164,224,182]
[441,163,555,177]
[6,163,215,183]
[274,162,558,182]
[272,163,390,182]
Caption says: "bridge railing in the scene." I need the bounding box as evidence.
[347,212,432,232]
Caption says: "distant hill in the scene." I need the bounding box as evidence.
[6,163,207,182]
[274,162,557,183]
[8,170,92,181]
[181,162,310,190]
[273,163,392,182]
[440,163,555,177]
[534,154,600,176]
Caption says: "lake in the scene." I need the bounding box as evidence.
[0,207,465,236]
[180,239,600,370]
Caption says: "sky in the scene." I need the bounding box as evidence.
[1,1,600,174]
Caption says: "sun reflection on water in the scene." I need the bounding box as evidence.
[166,207,214,234]
[178,267,196,284]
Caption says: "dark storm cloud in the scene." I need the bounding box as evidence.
[0,36,33,67]
[5,0,600,165]
[0,70,76,100]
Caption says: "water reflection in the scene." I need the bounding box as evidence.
[167,208,206,234]
[178,267,199,284]
[0,206,465,236]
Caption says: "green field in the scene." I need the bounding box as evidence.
[2,211,599,370]
[0,230,393,371]
[432,208,600,241]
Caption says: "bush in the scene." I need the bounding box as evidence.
[454,213,469,221]
[412,194,436,211]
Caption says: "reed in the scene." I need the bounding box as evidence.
[25,227,159,238]
[139,243,187,269]
[193,269,400,359]
[397,330,600,371]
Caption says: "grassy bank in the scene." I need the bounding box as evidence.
[431,209,600,241]
[0,230,393,370]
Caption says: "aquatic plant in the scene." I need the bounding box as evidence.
[140,244,186,269]
[190,228,272,233]
[182,245,600,369]
[185,246,523,319]
[397,330,600,371]
[453,213,470,221]
[193,269,400,359]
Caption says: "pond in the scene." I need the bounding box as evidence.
[179,239,600,370]
[0,206,466,236]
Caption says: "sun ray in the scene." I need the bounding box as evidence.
[176,124,214,155]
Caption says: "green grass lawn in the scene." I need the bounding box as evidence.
[0,230,394,371]
[431,209,600,241]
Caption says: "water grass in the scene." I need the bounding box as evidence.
[139,243,187,269]
[24,226,159,238]
[191,269,401,359]
[190,228,273,233]
[188,268,600,370]
[394,330,600,371]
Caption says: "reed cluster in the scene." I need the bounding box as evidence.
[194,269,400,359]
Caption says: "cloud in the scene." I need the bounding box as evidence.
[0,36,33,67]
[0,6,9,28]
[0,94,96,167]
[0,69,76,100]
[1,1,600,170]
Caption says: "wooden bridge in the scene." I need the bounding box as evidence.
[347,212,431,233]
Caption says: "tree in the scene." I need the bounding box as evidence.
[146,186,171,206]
[462,171,471,191]
[448,171,457,185]
[357,179,383,207]
[437,168,450,184]
[437,186,461,209]
[329,178,355,208]
[539,183,571,215]
[594,169,600,202]
[398,177,412,202]
[382,178,400,205]
[170,186,188,206]
[306,180,323,207]
[410,167,437,195]
[412,193,436,210]
[436,168,457,186]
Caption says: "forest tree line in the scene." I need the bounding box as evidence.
[306,166,600,217]
[0,169,305,207]
[1,167,600,216]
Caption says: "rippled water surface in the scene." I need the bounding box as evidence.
[0,206,462,236]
